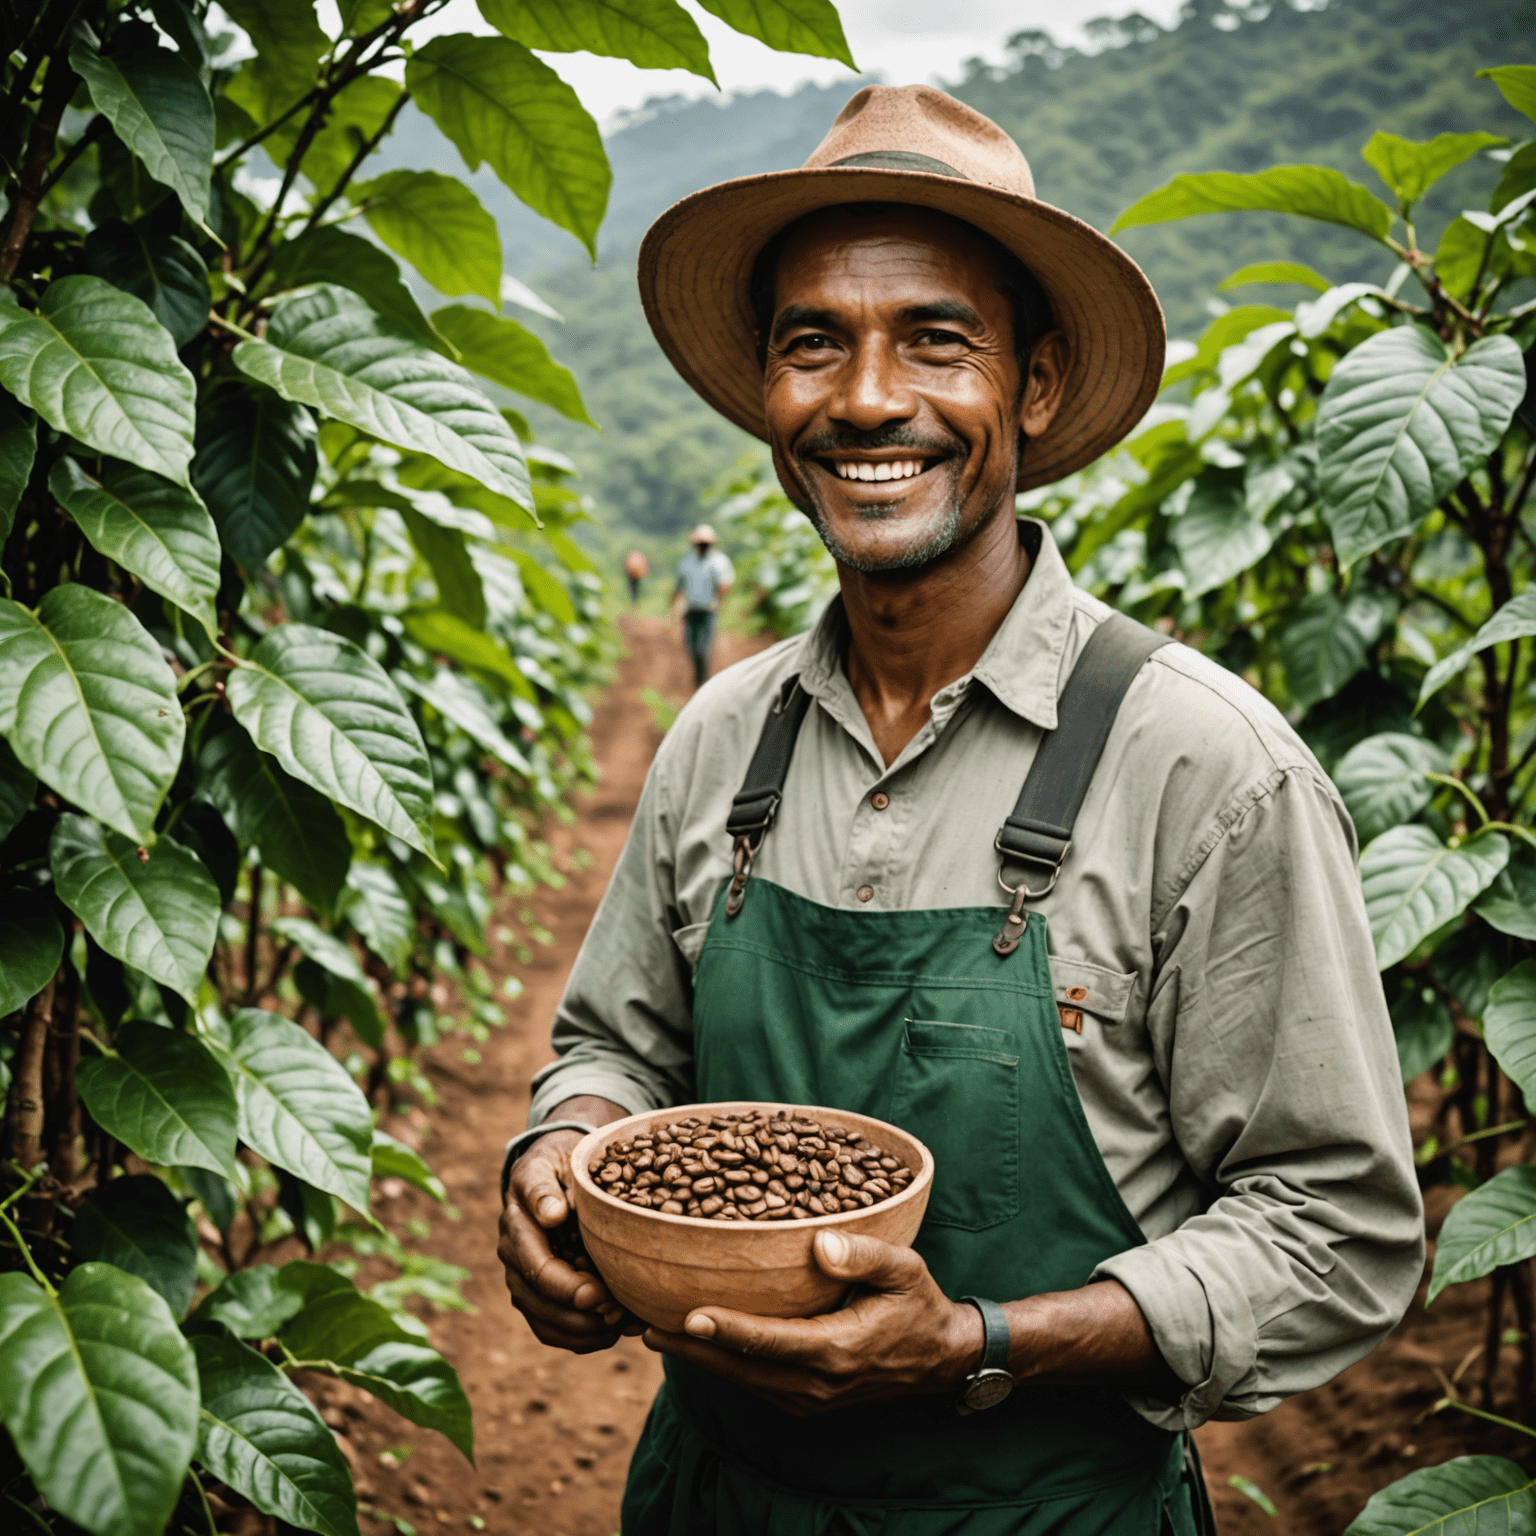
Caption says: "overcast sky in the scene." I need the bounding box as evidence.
[396,1,1189,130]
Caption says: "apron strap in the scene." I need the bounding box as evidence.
[725,675,813,915]
[993,614,1170,953]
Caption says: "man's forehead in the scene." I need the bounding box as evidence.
[774,204,1004,285]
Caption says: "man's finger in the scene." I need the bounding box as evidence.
[501,1201,614,1311]
[813,1230,925,1292]
[681,1306,834,1362]
[512,1153,571,1229]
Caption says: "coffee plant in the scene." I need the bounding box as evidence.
[1029,63,1535,1531]
[0,2,853,1533]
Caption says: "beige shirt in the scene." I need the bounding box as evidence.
[531,519,1424,1431]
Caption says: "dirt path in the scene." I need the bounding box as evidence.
[326,614,1528,1536]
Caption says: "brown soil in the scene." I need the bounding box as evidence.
[324,613,1529,1536]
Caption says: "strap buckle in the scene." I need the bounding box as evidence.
[725,835,755,917]
[724,790,781,842]
[993,829,1070,900]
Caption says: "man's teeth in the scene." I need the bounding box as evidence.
[832,460,924,482]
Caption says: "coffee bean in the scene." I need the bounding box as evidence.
[593,1110,917,1221]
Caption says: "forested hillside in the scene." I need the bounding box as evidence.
[479,0,1536,534]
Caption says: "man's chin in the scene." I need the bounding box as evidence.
[808,500,966,575]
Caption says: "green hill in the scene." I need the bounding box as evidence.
[390,0,1536,537]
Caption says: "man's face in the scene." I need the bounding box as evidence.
[761,206,1062,575]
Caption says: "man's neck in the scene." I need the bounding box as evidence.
[839,509,1031,767]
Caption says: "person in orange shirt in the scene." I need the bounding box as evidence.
[623,549,650,604]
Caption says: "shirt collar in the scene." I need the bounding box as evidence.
[795,518,1076,732]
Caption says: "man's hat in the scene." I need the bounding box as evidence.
[638,85,1165,491]
[690,523,717,544]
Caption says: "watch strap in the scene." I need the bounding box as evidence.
[959,1295,1012,1375]
[499,1120,598,1204]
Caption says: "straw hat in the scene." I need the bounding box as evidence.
[638,85,1165,491]
[690,523,717,543]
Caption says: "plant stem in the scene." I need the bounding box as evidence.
[7,976,54,1173]
[300,87,409,236]
[244,861,263,1004]
[0,39,76,283]
[188,1467,217,1536]
[46,929,80,1185]
[1437,1395,1536,1440]
[0,1202,55,1292]
[1422,1120,1527,1161]
[1428,773,1490,827]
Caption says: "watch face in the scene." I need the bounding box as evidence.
[963,1370,1014,1411]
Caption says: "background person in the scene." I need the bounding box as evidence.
[623,548,650,604]
[671,523,734,687]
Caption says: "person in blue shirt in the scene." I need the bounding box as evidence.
[672,523,735,686]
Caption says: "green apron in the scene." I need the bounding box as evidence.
[620,618,1209,1536]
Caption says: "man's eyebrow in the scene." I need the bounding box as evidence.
[770,304,838,344]
[898,300,985,330]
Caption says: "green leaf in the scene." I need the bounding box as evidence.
[221,0,328,123]
[0,739,36,842]
[1319,328,1526,566]
[1111,165,1395,240]
[192,378,318,573]
[477,0,715,80]
[430,304,595,427]
[1345,1456,1536,1535]
[50,456,220,637]
[294,957,386,1049]
[342,862,414,971]
[0,886,62,1016]
[0,586,182,842]
[1360,825,1510,969]
[695,0,854,66]
[1480,65,1536,124]
[196,717,350,918]
[1361,131,1507,214]
[1491,142,1536,216]
[372,1130,446,1203]
[1215,261,1332,293]
[215,1007,373,1213]
[70,39,214,226]
[507,549,576,623]
[0,393,35,542]
[227,623,436,860]
[401,506,486,629]
[263,75,402,199]
[1332,731,1449,843]
[85,220,210,350]
[73,1175,199,1316]
[0,276,196,485]
[191,1266,306,1339]
[339,0,396,33]
[356,169,502,310]
[272,916,385,1039]
[280,1289,473,1460]
[148,0,212,75]
[1278,589,1395,711]
[406,35,611,259]
[1170,467,1274,597]
[51,814,218,1005]
[1418,591,1536,707]
[1389,984,1453,1083]
[0,1264,198,1536]
[1162,304,1291,388]
[232,285,530,511]
[191,1330,359,1536]
[75,1018,237,1177]
[268,226,440,349]
[396,670,531,776]
[1475,848,1536,942]
[1486,963,1536,1115]
[1431,1166,1536,1302]
[399,605,536,698]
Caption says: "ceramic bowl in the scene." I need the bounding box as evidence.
[569,1101,933,1333]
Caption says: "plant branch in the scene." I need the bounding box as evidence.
[0,43,76,284]
[1435,1394,1536,1442]
[214,85,326,172]
[7,976,54,1173]
[35,112,108,200]
[1428,772,1490,827]
[299,87,409,236]
[0,1202,54,1292]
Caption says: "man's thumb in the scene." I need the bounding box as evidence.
[519,1166,569,1228]
[813,1230,915,1288]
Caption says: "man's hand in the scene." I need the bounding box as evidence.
[498,1127,642,1353]
[642,1230,982,1416]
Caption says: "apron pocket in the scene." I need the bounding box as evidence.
[890,1020,1020,1232]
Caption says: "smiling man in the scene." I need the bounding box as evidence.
[497,86,1422,1534]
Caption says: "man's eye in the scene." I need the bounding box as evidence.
[914,330,967,348]
[787,334,833,353]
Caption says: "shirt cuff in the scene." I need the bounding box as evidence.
[1092,1242,1263,1431]
[526,1059,675,1130]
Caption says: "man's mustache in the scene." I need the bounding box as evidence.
[794,425,963,459]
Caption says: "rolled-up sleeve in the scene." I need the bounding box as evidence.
[527,752,696,1126]
[1094,767,1424,1430]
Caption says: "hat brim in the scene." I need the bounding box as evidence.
[638,167,1165,491]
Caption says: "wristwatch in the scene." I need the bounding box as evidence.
[955,1295,1014,1415]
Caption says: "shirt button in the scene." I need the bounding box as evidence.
[856,885,874,903]
[871,792,890,811]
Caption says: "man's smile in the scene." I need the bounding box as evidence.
[821,455,941,484]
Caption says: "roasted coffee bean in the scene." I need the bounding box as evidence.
[593,1109,918,1221]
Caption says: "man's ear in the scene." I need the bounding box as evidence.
[1018,331,1070,440]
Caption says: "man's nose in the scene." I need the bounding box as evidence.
[827,336,917,432]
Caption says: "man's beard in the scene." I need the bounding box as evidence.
[792,425,968,575]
